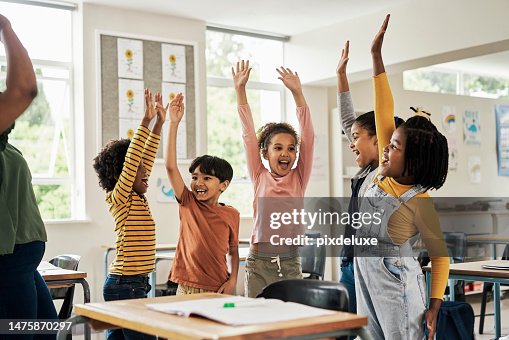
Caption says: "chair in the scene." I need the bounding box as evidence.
[300,232,326,280]
[257,279,350,340]
[478,244,509,334]
[48,254,81,319]
[155,279,178,297]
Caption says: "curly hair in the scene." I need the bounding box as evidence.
[256,122,299,153]
[0,123,15,151]
[93,139,130,192]
[400,116,449,191]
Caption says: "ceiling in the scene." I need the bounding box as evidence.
[82,0,410,36]
[434,51,509,79]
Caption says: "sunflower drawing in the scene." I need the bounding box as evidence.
[169,92,176,102]
[169,54,177,75]
[127,128,135,139]
[126,89,134,112]
[125,49,134,71]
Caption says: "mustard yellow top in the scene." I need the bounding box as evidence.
[374,72,450,300]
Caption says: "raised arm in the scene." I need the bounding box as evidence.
[372,14,395,166]
[336,40,356,143]
[110,89,155,204]
[142,91,165,179]
[233,60,264,180]
[0,15,38,134]
[165,93,186,201]
[277,67,314,187]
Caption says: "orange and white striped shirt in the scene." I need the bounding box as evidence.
[106,125,159,275]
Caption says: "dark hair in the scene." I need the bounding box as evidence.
[257,122,299,152]
[189,155,233,183]
[354,111,404,136]
[0,123,15,151]
[93,139,130,192]
[400,116,448,191]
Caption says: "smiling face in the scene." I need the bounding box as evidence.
[263,132,297,177]
[132,160,149,195]
[190,165,228,206]
[380,127,414,184]
[350,122,378,169]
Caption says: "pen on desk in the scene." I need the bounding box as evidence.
[223,300,268,308]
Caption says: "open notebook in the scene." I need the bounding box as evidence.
[146,296,336,326]
[481,260,509,270]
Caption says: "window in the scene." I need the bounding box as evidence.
[404,66,509,99]
[0,1,81,221]
[206,29,285,216]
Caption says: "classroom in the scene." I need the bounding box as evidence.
[1,0,509,339]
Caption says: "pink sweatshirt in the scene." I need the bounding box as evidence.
[238,104,315,244]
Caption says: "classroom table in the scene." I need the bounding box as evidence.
[423,260,509,339]
[57,293,371,340]
[39,267,91,340]
[466,235,509,259]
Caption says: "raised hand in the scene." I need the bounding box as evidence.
[371,14,390,55]
[169,93,184,123]
[0,14,11,36]
[232,60,251,90]
[276,67,302,94]
[154,92,168,122]
[144,88,156,121]
[336,40,350,76]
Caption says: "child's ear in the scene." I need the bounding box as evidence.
[262,149,268,160]
[219,180,230,193]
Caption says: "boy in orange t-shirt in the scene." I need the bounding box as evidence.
[165,93,240,295]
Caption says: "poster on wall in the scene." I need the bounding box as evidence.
[161,82,186,110]
[162,43,186,83]
[442,106,456,133]
[117,38,143,79]
[156,178,176,203]
[447,136,458,171]
[468,156,481,184]
[463,110,481,145]
[118,78,144,119]
[495,105,509,176]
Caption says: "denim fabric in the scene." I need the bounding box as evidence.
[339,260,356,313]
[0,241,58,340]
[103,274,156,340]
[354,178,427,340]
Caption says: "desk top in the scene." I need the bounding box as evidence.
[423,260,509,279]
[40,269,87,281]
[75,293,367,339]
[466,235,509,243]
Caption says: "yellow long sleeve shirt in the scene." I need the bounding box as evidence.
[106,125,159,275]
[373,72,450,300]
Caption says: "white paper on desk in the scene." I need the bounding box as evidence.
[481,260,509,270]
[146,296,335,326]
[37,261,60,271]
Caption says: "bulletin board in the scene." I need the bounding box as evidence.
[99,33,196,160]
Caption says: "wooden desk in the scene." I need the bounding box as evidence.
[467,235,509,259]
[57,293,371,340]
[423,260,509,339]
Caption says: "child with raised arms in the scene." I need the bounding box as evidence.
[232,60,314,297]
[165,93,240,295]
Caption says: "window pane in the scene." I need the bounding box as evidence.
[0,2,72,62]
[403,68,457,94]
[206,31,283,83]
[463,74,509,99]
[33,184,71,220]
[220,181,253,217]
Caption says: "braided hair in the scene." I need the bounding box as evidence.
[399,110,448,191]
[257,122,299,154]
[93,139,130,192]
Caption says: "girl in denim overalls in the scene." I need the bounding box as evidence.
[355,15,451,340]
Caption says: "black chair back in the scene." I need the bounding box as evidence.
[300,233,326,280]
[48,254,81,319]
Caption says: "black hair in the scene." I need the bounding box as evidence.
[0,123,15,151]
[399,116,449,191]
[257,122,299,152]
[189,155,233,183]
[354,111,404,136]
[93,139,130,192]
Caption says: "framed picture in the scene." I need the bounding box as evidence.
[495,105,509,176]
